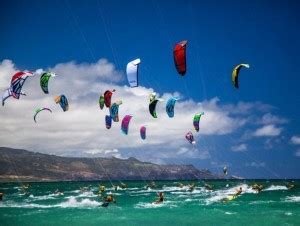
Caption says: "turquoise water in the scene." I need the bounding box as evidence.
[0,180,299,226]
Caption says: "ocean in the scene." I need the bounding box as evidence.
[0,180,299,226]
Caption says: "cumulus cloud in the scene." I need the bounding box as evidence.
[253,124,282,137]
[291,136,300,145]
[259,113,288,125]
[231,143,247,152]
[0,59,287,163]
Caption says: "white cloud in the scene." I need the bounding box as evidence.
[231,143,247,152]
[176,147,210,160]
[0,59,287,163]
[259,113,288,125]
[253,124,282,137]
[291,136,300,145]
[295,149,300,157]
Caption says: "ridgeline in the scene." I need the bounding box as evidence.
[0,147,219,182]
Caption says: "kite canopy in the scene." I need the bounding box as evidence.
[33,107,52,123]
[140,126,146,140]
[10,71,34,99]
[126,59,141,88]
[193,112,204,132]
[110,101,122,122]
[166,97,179,118]
[104,90,115,108]
[185,131,196,144]
[232,63,250,89]
[54,95,69,111]
[99,95,105,110]
[173,40,187,75]
[40,72,56,94]
[121,115,132,135]
[2,88,26,106]
[149,99,159,118]
[223,166,228,175]
[105,115,112,129]
[149,92,157,102]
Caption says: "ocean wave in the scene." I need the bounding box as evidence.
[205,184,255,205]
[284,196,300,203]
[264,185,287,191]
[225,211,236,215]
[57,196,100,208]
[0,197,100,209]
[134,200,177,209]
[28,194,57,200]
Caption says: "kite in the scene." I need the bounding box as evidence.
[223,166,228,176]
[54,95,69,111]
[185,131,196,144]
[10,71,34,99]
[104,90,115,108]
[121,115,132,135]
[173,40,187,75]
[140,126,146,140]
[110,101,122,122]
[126,59,141,87]
[166,97,179,118]
[2,88,26,106]
[149,99,159,118]
[149,92,163,118]
[33,108,52,123]
[40,72,56,94]
[232,63,250,89]
[193,112,204,132]
[105,115,112,129]
[99,95,105,110]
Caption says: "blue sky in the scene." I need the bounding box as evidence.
[0,0,300,178]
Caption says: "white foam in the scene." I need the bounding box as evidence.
[285,212,293,216]
[77,191,96,198]
[57,196,100,208]
[225,211,236,215]
[134,200,177,209]
[28,194,57,200]
[0,197,100,209]
[285,196,300,203]
[264,185,287,191]
[205,184,253,205]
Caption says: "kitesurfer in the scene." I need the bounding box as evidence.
[154,192,164,204]
[119,182,127,189]
[188,183,196,192]
[252,184,263,193]
[204,183,213,191]
[101,194,116,207]
[178,182,184,188]
[286,183,295,190]
[0,192,4,201]
[146,181,156,189]
[235,187,243,196]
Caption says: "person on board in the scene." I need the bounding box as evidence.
[188,183,196,192]
[98,185,106,196]
[146,181,156,189]
[101,194,116,207]
[235,187,243,196]
[0,192,4,201]
[204,183,213,191]
[154,192,164,204]
[178,182,184,188]
[286,182,295,190]
[119,182,128,189]
[252,184,263,193]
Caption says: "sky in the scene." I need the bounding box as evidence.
[0,0,300,178]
